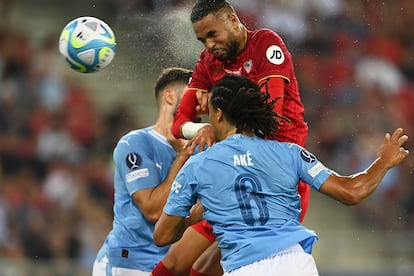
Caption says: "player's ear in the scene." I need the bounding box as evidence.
[163,89,175,106]
[228,12,238,27]
[216,107,224,122]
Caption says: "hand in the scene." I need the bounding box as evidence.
[165,123,193,159]
[185,124,216,153]
[188,201,204,225]
[196,90,210,114]
[377,128,409,169]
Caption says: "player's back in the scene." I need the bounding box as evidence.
[187,134,318,271]
[196,134,302,226]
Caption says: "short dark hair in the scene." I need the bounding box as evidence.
[154,67,192,100]
[190,0,234,23]
[210,75,280,138]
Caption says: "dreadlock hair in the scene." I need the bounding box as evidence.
[191,0,234,23]
[154,67,192,103]
[210,75,281,138]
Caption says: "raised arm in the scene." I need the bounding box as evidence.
[172,88,199,138]
[319,128,409,205]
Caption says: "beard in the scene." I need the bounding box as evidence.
[215,39,239,61]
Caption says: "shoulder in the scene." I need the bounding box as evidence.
[116,128,149,147]
[114,128,152,157]
[185,150,207,166]
[250,29,285,44]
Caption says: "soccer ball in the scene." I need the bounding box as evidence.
[59,16,116,73]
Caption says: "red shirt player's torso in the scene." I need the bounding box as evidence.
[174,29,308,146]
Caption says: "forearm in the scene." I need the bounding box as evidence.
[151,155,189,213]
[320,128,409,206]
[172,89,198,138]
[136,154,189,223]
[154,213,186,246]
[322,157,390,205]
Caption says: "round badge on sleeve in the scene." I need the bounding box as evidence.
[126,152,142,170]
[266,45,285,65]
[300,149,316,163]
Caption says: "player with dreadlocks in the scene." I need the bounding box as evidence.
[153,74,409,275]
[153,0,310,274]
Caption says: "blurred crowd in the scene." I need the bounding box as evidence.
[0,0,414,273]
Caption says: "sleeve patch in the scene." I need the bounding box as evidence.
[308,162,326,177]
[266,45,285,65]
[126,152,142,170]
[300,149,316,163]
[126,168,149,182]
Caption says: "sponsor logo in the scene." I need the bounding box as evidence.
[126,168,149,182]
[308,162,326,177]
[266,45,285,65]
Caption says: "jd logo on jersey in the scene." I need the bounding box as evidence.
[266,45,285,65]
[126,152,142,170]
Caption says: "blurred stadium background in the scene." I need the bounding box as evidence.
[0,0,413,275]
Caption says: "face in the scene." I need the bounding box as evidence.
[193,13,240,61]
[173,84,188,115]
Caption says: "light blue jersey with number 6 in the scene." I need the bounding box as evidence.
[163,134,333,272]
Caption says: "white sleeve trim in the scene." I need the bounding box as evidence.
[181,122,210,139]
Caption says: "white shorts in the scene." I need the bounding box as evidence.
[92,254,150,276]
[223,243,319,276]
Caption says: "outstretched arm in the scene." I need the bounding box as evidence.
[319,128,409,205]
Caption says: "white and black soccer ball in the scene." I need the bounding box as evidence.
[59,16,116,73]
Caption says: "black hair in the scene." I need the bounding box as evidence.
[154,67,192,100]
[190,0,234,23]
[210,75,283,138]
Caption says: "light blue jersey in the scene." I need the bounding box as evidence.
[96,127,175,272]
[164,134,333,272]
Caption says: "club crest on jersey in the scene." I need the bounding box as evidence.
[126,152,142,170]
[266,45,285,65]
[171,180,182,194]
[244,59,252,73]
[300,149,316,163]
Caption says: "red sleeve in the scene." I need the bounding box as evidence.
[252,29,294,83]
[172,89,198,138]
[259,77,285,114]
[172,50,214,138]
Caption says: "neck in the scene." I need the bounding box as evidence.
[153,109,173,137]
[237,27,248,55]
[219,125,253,141]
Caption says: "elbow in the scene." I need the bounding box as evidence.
[153,233,169,247]
[153,226,172,247]
[137,203,162,223]
[146,211,161,224]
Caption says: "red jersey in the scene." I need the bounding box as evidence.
[172,29,308,146]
